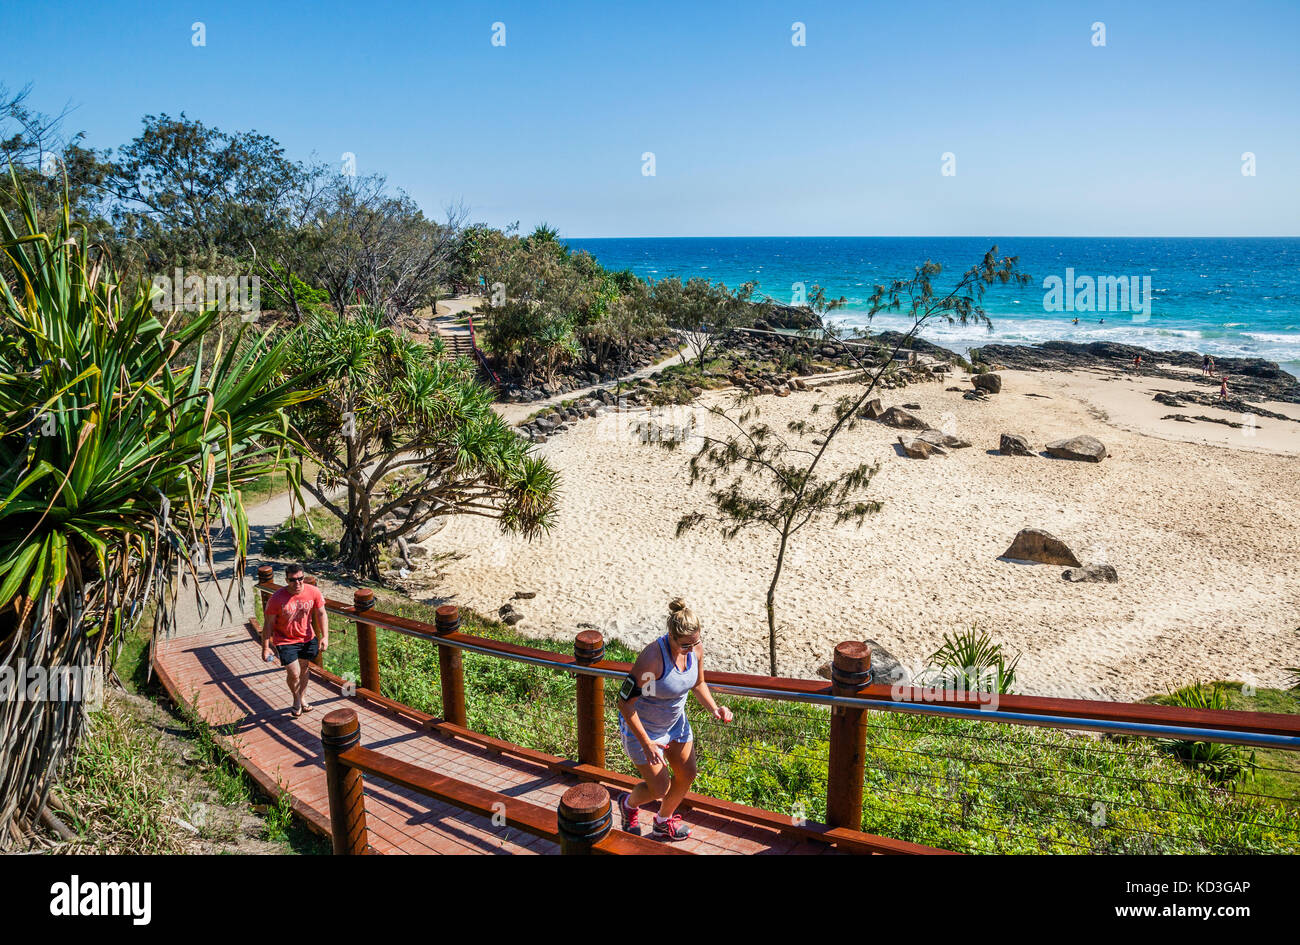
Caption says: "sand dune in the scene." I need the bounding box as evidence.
[415,368,1300,701]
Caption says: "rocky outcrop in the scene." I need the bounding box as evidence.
[972,372,1002,394]
[1046,435,1107,463]
[878,406,930,430]
[1062,564,1119,583]
[1153,389,1295,423]
[999,433,1035,456]
[919,429,971,450]
[897,436,937,459]
[858,398,883,419]
[969,341,1300,405]
[1001,528,1083,567]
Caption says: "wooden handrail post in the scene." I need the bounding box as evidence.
[256,564,274,617]
[304,575,324,667]
[321,708,369,855]
[354,587,380,694]
[574,630,605,767]
[557,783,612,854]
[826,641,872,830]
[434,605,467,726]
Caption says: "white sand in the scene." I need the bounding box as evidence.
[414,368,1300,701]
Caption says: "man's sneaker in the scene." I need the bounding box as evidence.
[652,813,690,841]
[618,793,640,832]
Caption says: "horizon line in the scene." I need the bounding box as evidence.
[561,234,1300,241]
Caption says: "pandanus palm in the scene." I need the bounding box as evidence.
[0,174,318,845]
[289,305,558,578]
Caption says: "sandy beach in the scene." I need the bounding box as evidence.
[414,366,1300,701]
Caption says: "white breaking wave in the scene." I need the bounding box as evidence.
[826,311,1300,373]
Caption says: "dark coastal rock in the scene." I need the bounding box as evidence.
[1046,435,1107,462]
[903,402,921,410]
[1062,564,1119,583]
[969,341,1300,405]
[858,398,883,419]
[1154,389,1294,423]
[512,590,537,600]
[963,390,987,401]
[1002,528,1082,567]
[999,433,1035,456]
[898,436,938,459]
[972,373,1002,393]
[878,406,929,430]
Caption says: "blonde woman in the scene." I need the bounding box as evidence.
[616,598,733,841]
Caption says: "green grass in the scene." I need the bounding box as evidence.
[263,504,342,561]
[111,605,156,695]
[1147,682,1300,803]
[238,460,319,507]
[102,615,328,853]
[261,780,298,843]
[60,698,189,854]
[321,594,1300,854]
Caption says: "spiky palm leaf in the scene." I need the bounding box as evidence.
[0,172,318,845]
[287,305,558,577]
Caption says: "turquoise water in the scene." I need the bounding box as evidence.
[565,237,1300,375]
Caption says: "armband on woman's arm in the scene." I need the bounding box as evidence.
[618,673,642,703]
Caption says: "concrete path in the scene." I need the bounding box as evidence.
[168,486,325,641]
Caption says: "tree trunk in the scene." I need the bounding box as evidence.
[765,527,792,677]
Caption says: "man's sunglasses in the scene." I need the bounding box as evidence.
[288,575,306,583]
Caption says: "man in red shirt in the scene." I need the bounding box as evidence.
[261,564,329,717]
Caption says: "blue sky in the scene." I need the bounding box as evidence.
[4,0,1298,237]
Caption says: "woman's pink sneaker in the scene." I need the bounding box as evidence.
[619,793,640,832]
[652,813,690,841]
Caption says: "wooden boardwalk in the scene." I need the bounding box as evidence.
[153,624,840,855]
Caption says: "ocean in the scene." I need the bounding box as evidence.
[564,237,1300,376]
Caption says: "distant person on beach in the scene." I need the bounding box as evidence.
[261,564,329,718]
[1202,354,1211,375]
[1133,355,1142,369]
[1221,376,1229,400]
[617,598,732,841]
[1209,356,1216,375]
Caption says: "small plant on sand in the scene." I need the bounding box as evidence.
[669,249,1029,675]
[923,627,1020,695]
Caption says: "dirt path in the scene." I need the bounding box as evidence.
[495,347,690,424]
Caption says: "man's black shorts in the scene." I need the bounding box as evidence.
[276,636,320,666]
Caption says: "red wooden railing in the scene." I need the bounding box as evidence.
[256,566,1300,855]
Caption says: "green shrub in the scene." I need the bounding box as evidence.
[262,524,338,561]
[1157,683,1257,783]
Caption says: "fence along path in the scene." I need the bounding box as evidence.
[152,621,927,854]
[155,569,1300,855]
